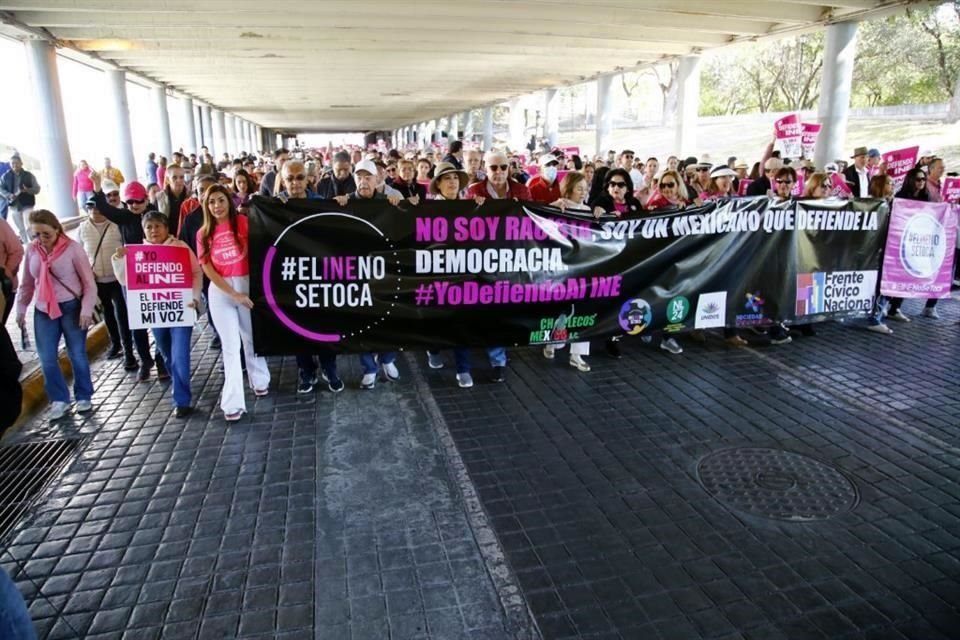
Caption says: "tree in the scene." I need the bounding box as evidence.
[621,62,679,125]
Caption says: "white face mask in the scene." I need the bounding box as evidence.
[542,166,558,183]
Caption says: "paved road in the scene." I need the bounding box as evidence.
[2,296,959,639]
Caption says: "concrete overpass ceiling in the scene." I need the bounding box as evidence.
[1,0,915,132]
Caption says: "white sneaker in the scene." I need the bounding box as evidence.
[569,355,591,372]
[382,361,400,381]
[427,352,444,369]
[456,372,473,388]
[887,309,911,322]
[49,401,69,420]
[542,345,555,360]
[75,400,93,413]
[865,323,893,335]
[922,307,940,319]
[660,337,683,355]
[360,373,377,389]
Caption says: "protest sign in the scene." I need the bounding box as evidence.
[881,146,919,192]
[125,244,196,329]
[774,114,802,158]
[801,122,822,158]
[248,196,887,354]
[880,198,958,298]
[942,176,960,204]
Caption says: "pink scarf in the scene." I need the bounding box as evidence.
[34,234,71,320]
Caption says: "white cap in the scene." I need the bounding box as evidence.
[920,149,934,158]
[824,162,839,172]
[538,153,559,166]
[101,179,120,194]
[354,159,377,175]
[709,166,736,179]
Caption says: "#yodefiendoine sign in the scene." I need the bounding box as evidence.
[880,198,959,298]
[125,244,195,329]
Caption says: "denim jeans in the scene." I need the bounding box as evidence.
[34,299,93,404]
[428,348,472,374]
[359,352,397,374]
[297,353,339,382]
[486,346,507,367]
[152,326,193,407]
[0,567,35,640]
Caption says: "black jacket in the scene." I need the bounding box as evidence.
[442,154,463,170]
[391,180,426,200]
[592,193,644,215]
[93,191,155,245]
[746,176,771,196]
[316,175,356,199]
[843,165,867,197]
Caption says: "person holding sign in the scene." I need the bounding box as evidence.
[112,212,202,419]
[198,185,271,420]
[15,210,98,420]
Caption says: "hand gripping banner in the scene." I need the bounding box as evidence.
[248,196,887,355]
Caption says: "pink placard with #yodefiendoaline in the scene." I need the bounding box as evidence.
[125,244,195,329]
[882,146,919,192]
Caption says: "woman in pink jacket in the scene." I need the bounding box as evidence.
[72,160,94,214]
[16,209,98,420]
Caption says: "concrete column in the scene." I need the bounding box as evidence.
[595,74,615,158]
[247,122,255,154]
[234,116,244,154]
[449,114,460,141]
[256,125,264,153]
[105,69,138,185]
[463,110,473,139]
[674,55,701,157]
[224,114,236,156]
[482,107,494,151]
[200,104,213,156]
[181,96,196,156]
[815,21,858,168]
[508,98,525,152]
[543,88,559,148]
[193,104,203,157]
[212,109,227,160]
[23,40,75,219]
[275,132,283,150]
[152,85,172,160]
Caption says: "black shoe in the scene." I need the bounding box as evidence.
[156,360,170,381]
[138,362,152,382]
[107,346,122,359]
[211,336,222,350]
[174,406,193,419]
[124,355,139,372]
[297,372,318,394]
[490,366,506,383]
[605,339,622,359]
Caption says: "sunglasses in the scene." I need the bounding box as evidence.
[608,181,627,188]
[284,174,306,181]
[660,182,676,188]
[125,199,145,206]
[775,179,794,185]
[697,167,710,172]
[489,164,509,172]
[915,176,927,182]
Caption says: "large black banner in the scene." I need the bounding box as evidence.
[248,196,887,355]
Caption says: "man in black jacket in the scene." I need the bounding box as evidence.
[0,153,40,243]
[316,151,355,198]
[442,140,464,170]
[843,146,869,198]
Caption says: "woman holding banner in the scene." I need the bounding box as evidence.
[15,210,98,421]
[198,184,271,422]
[591,169,643,218]
[886,167,941,321]
[112,212,202,418]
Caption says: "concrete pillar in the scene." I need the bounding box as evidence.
[151,85,172,160]
[275,132,283,150]
[181,96,196,156]
[234,116,244,154]
[200,104,213,156]
[508,98,525,152]
[224,114,235,156]
[674,55,701,157]
[595,74,615,158]
[24,40,75,219]
[544,88,559,148]
[256,125,264,153]
[193,104,203,157]
[482,107,494,151]
[212,109,227,161]
[247,122,255,154]
[105,69,138,185]
[463,110,474,139]
[449,114,460,141]
[815,21,858,168]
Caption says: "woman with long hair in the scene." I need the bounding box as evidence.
[645,169,689,210]
[802,172,830,199]
[591,168,643,217]
[16,210,97,420]
[232,169,255,213]
[198,184,271,422]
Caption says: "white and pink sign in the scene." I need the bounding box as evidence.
[774,114,802,158]
[801,123,821,159]
[941,176,960,204]
[879,198,958,298]
[126,244,196,329]
[882,146,919,192]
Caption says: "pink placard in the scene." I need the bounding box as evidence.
[828,173,853,198]
[774,114,802,158]
[942,176,960,204]
[125,244,195,329]
[801,123,821,158]
[562,146,580,156]
[879,198,958,298]
[737,179,753,196]
[882,146,919,192]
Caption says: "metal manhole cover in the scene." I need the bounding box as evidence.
[697,448,859,522]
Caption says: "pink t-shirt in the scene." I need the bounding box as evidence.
[197,215,249,277]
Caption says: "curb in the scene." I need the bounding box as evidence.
[14,322,110,430]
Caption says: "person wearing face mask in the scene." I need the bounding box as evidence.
[91,173,169,381]
[112,212,202,419]
[528,153,562,204]
[16,210,98,421]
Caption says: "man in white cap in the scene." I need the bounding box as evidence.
[528,153,562,203]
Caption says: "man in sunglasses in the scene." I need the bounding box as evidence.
[466,151,531,201]
[90,173,169,380]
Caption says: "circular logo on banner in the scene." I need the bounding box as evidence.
[262,212,400,343]
[899,213,946,278]
[666,296,690,324]
[618,298,652,335]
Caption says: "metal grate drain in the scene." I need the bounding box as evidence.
[0,439,86,541]
[697,447,859,522]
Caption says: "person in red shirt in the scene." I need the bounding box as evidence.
[466,151,531,200]
[527,153,562,203]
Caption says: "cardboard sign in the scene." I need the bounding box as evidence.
[125,244,196,329]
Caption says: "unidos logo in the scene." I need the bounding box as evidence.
[694,291,727,329]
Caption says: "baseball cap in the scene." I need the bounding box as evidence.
[354,159,378,175]
[101,179,120,194]
[538,153,560,166]
[122,181,148,202]
[867,148,881,158]
[825,162,839,172]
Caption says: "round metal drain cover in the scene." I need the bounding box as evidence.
[697,448,858,521]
